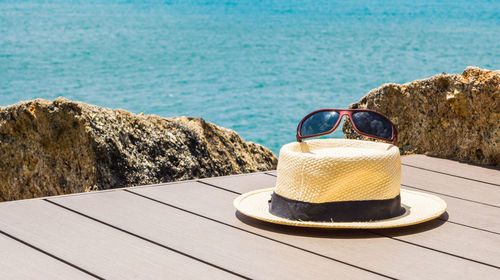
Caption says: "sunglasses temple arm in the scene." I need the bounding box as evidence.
[296,123,303,142]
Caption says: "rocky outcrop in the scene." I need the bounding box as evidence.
[0,98,278,201]
[343,67,499,166]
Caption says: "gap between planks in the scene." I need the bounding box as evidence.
[0,230,104,280]
[401,164,500,187]
[43,199,251,280]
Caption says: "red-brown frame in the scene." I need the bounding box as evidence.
[296,108,398,145]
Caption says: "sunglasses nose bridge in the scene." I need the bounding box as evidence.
[336,112,351,127]
[318,111,350,133]
[337,113,361,136]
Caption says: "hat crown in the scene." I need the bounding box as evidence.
[275,139,401,203]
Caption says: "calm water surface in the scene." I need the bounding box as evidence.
[1,0,499,154]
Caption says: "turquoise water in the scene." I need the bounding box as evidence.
[1,0,499,154]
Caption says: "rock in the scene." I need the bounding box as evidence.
[343,66,499,166]
[0,98,278,201]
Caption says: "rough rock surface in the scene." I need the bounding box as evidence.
[0,98,278,201]
[343,66,499,166]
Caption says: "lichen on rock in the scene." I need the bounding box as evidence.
[343,66,500,166]
[0,98,278,201]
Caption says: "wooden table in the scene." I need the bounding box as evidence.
[0,155,499,279]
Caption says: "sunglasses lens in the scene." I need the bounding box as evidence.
[300,111,339,137]
[351,111,393,140]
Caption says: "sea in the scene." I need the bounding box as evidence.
[1,0,499,155]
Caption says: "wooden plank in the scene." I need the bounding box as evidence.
[131,181,500,279]
[0,233,94,280]
[201,172,277,194]
[265,170,277,176]
[402,165,500,207]
[371,218,500,267]
[402,155,500,186]
[403,185,500,234]
[0,200,241,280]
[49,190,384,280]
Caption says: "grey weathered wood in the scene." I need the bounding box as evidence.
[0,233,94,280]
[402,155,500,186]
[371,218,500,267]
[403,185,500,234]
[201,172,277,194]
[132,181,500,279]
[0,200,240,280]
[265,170,277,176]
[402,164,500,207]
[48,190,383,280]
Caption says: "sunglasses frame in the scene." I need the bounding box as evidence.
[296,108,398,145]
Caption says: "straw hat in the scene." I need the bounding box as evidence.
[234,139,446,228]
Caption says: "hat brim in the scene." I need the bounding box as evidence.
[234,188,447,229]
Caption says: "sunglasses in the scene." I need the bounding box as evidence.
[296,108,398,145]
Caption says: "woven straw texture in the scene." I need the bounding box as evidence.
[275,139,401,203]
[233,188,447,229]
